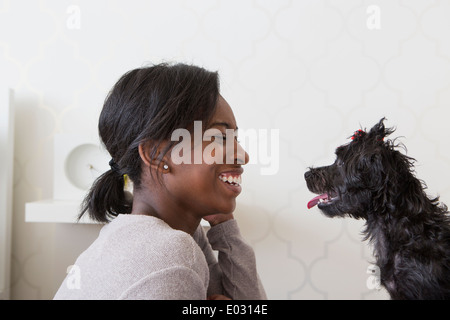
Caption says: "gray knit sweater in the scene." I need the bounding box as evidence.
[53,214,266,300]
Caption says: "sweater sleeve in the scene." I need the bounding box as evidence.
[117,266,207,300]
[195,220,267,300]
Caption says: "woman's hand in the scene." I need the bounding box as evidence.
[203,213,234,227]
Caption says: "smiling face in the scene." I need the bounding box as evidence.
[164,96,249,218]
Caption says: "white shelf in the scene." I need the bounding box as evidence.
[25,199,210,227]
[25,199,98,224]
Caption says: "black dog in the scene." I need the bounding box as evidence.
[304,118,450,300]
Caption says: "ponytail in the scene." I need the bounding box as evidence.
[79,167,132,223]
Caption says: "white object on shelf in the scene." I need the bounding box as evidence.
[0,89,14,299]
[25,134,109,224]
[25,199,98,224]
[53,134,110,201]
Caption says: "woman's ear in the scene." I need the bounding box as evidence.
[138,142,151,167]
[138,141,170,173]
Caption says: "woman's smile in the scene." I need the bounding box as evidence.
[218,168,244,195]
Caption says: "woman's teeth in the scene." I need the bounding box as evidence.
[219,174,242,186]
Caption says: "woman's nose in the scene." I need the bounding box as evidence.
[236,142,249,165]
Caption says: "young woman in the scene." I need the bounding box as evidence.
[54,63,266,300]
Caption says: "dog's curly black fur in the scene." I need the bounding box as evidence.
[304,118,450,300]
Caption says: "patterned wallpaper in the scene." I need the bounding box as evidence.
[2,0,450,299]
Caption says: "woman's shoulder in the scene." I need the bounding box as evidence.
[100,214,205,266]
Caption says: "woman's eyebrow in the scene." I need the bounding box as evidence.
[208,122,238,130]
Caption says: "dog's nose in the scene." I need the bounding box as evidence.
[304,171,312,180]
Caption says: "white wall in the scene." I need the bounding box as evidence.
[2,0,450,299]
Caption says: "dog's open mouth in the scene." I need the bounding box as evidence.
[307,192,339,209]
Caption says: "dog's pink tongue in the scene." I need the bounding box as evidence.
[307,193,328,209]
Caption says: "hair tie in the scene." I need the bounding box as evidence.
[351,129,365,140]
[109,158,121,173]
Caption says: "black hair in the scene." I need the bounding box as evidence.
[79,63,220,223]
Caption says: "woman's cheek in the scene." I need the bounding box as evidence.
[202,141,226,165]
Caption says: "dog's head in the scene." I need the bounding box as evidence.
[304,118,424,219]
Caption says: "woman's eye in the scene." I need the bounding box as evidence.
[214,135,225,141]
[212,134,240,144]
